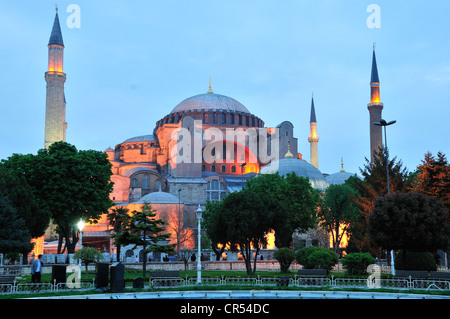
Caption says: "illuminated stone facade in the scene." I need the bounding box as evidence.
[95,88,302,250]
[36,12,373,256]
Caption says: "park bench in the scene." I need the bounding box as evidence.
[297,269,328,277]
[0,275,16,284]
[149,271,181,287]
[0,275,16,293]
[428,271,450,281]
[395,270,429,280]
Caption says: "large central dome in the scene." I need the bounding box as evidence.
[155,87,264,129]
[170,93,250,115]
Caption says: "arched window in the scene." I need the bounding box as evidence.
[131,178,138,188]
[155,179,162,191]
[238,114,242,125]
[231,113,235,125]
[142,175,150,189]
[202,164,206,172]
[222,113,226,124]
[231,165,236,173]
[207,180,227,202]
[221,165,226,173]
[211,164,216,173]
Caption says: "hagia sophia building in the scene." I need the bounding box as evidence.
[35,10,380,259]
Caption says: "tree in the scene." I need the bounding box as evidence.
[369,192,450,253]
[118,202,175,277]
[0,166,50,240]
[2,142,114,254]
[319,183,360,252]
[348,148,408,255]
[107,206,130,262]
[295,246,338,272]
[203,200,232,261]
[341,253,376,275]
[179,246,195,271]
[73,246,104,279]
[0,166,49,262]
[411,151,450,210]
[213,188,277,275]
[273,247,296,273]
[0,191,34,255]
[245,172,319,248]
[163,205,193,258]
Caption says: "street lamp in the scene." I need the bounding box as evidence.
[77,218,85,278]
[374,119,396,195]
[239,162,246,187]
[177,189,182,259]
[373,119,396,275]
[195,204,203,284]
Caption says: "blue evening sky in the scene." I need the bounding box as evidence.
[1,0,449,176]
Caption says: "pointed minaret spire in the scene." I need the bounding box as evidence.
[371,43,379,84]
[308,93,319,169]
[48,7,64,47]
[367,44,384,163]
[310,92,317,123]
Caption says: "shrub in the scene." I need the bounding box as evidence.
[342,253,376,275]
[73,247,104,278]
[394,250,437,271]
[273,248,296,273]
[295,246,321,268]
[295,246,338,272]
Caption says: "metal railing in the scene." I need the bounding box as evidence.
[1,276,449,295]
[0,281,94,294]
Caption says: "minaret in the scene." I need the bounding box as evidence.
[308,93,319,169]
[44,8,67,149]
[367,44,383,162]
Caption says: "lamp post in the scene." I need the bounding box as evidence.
[374,119,396,275]
[77,218,85,278]
[195,204,203,284]
[177,188,182,259]
[239,162,246,187]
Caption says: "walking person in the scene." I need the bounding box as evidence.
[31,254,44,292]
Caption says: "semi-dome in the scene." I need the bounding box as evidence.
[133,189,180,204]
[260,158,329,190]
[170,93,250,115]
[326,171,357,185]
[325,160,361,185]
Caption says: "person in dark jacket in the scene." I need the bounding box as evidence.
[31,254,44,284]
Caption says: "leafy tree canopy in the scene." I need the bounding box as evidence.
[1,142,114,253]
[410,151,450,210]
[0,191,34,255]
[245,172,320,248]
[369,192,450,252]
[0,166,49,239]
